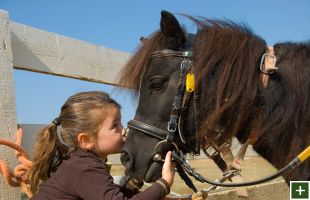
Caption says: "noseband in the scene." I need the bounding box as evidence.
[127,119,180,160]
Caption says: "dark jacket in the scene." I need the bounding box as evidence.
[31,149,168,200]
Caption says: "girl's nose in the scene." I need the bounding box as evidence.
[122,128,128,141]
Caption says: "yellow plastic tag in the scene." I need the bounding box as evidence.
[186,73,195,92]
[298,145,310,162]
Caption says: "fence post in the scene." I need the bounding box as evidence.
[0,9,20,200]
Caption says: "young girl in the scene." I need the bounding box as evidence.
[28,91,174,200]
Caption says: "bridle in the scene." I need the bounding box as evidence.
[128,48,200,191]
[128,49,198,156]
[126,47,309,195]
[128,49,197,150]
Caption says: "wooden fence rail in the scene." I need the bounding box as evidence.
[0,9,130,199]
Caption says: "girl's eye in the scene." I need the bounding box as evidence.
[148,77,167,91]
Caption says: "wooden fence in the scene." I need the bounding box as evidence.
[0,9,130,199]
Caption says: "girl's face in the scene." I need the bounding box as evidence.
[95,106,124,159]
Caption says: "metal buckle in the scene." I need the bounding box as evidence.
[167,121,177,133]
[202,169,241,193]
[203,144,220,158]
[153,140,180,162]
[180,59,193,72]
[260,53,278,74]
[202,134,232,159]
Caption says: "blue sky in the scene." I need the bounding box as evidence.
[0,0,309,126]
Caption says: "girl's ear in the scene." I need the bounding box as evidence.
[77,133,95,150]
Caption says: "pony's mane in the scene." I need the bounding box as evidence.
[118,14,310,181]
[255,42,310,179]
[117,16,267,138]
[191,18,267,142]
[117,31,162,90]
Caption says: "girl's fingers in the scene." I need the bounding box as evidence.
[165,151,172,164]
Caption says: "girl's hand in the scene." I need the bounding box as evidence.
[161,151,175,187]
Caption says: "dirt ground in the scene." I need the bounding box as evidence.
[110,156,284,195]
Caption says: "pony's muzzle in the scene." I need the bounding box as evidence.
[120,151,132,170]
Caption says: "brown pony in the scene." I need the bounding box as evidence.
[118,10,310,184]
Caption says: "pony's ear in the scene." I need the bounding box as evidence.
[160,10,186,49]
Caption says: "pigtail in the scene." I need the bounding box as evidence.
[28,122,68,193]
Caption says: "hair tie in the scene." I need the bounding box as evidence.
[52,117,70,149]
[52,117,61,126]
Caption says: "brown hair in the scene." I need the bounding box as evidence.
[28,91,120,193]
[117,31,162,90]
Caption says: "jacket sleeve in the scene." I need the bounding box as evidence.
[76,163,168,200]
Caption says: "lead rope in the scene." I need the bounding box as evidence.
[0,128,33,198]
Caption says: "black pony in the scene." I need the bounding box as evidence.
[118,11,310,185]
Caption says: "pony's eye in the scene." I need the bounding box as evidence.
[148,77,167,91]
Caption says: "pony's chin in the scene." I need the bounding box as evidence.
[144,162,162,183]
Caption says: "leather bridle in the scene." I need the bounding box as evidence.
[127,49,201,191]
[126,47,307,194]
[128,49,198,156]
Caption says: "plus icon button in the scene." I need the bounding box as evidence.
[296,186,306,196]
[291,181,309,199]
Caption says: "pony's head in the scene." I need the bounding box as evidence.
[118,10,274,183]
[119,11,198,182]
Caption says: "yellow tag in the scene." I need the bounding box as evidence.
[186,73,195,92]
[298,145,310,162]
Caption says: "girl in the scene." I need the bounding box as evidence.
[28,91,174,200]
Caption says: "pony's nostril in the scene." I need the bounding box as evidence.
[120,152,132,169]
